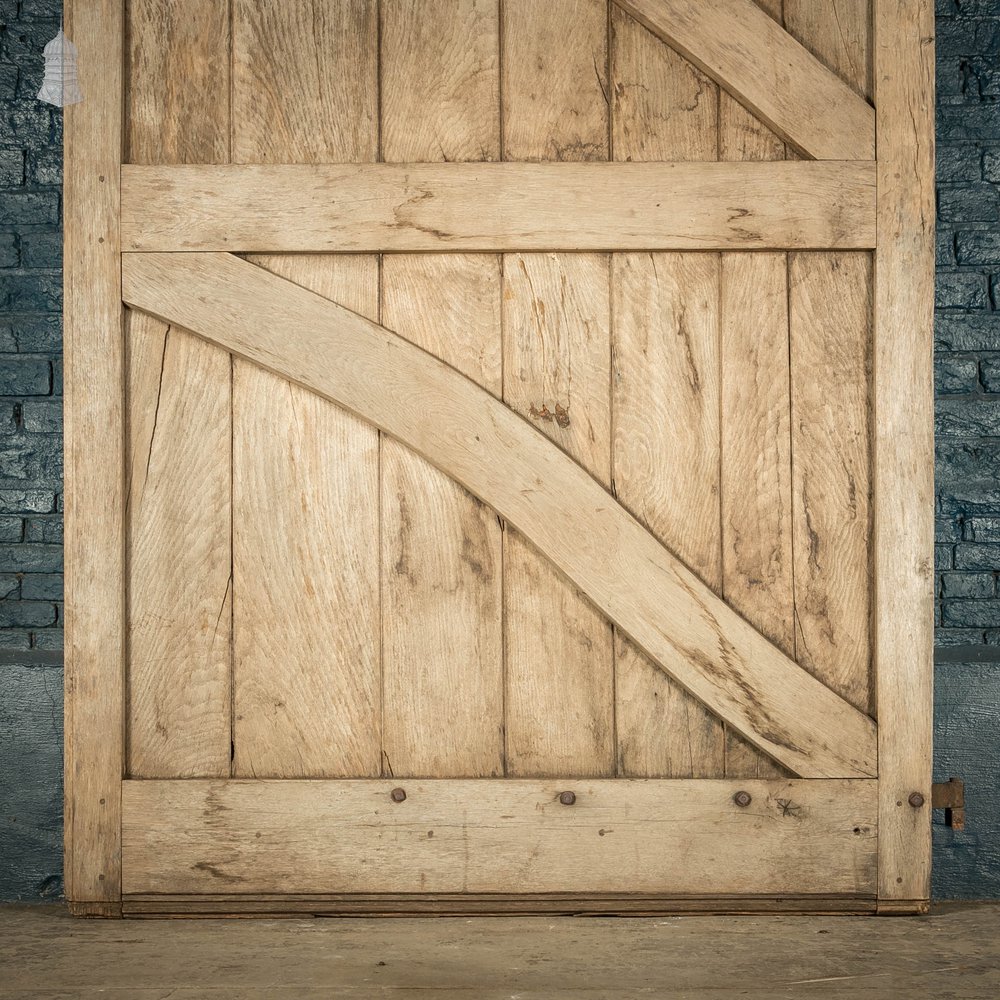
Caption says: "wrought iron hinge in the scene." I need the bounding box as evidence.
[932,777,965,830]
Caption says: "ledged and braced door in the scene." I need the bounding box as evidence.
[64,0,935,915]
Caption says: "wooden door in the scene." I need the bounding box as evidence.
[64,0,935,916]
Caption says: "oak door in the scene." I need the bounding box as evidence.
[64,0,935,915]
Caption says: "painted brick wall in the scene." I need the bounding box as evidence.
[2,0,1000,900]
[0,0,64,901]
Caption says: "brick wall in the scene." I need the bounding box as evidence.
[0,0,63,658]
[2,0,1000,900]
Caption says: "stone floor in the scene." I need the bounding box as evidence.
[2,902,999,998]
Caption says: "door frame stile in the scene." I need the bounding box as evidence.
[63,0,126,916]
[873,0,936,913]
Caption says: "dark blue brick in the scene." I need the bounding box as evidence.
[0,272,61,312]
[939,103,1000,141]
[956,230,1000,264]
[20,401,60,433]
[23,517,60,544]
[0,516,22,542]
[936,355,981,394]
[935,627,986,646]
[31,628,62,651]
[936,271,990,309]
[19,575,61,601]
[980,355,1000,391]
[0,490,54,514]
[937,399,1000,436]
[3,102,53,146]
[0,191,58,227]
[0,630,31,651]
[941,145,983,183]
[1,19,61,61]
[942,571,996,597]
[942,598,1000,625]
[19,232,60,270]
[955,542,1000,570]
[966,515,1000,540]
[0,601,56,628]
[0,234,18,269]
[937,543,956,571]
[0,544,60,573]
[937,313,1000,350]
[9,314,60,353]
[0,359,49,396]
[940,184,1000,221]
[27,149,60,187]
[0,150,24,187]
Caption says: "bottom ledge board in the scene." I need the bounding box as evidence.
[122,778,877,897]
[122,893,879,917]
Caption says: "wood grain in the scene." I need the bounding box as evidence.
[612,0,876,159]
[233,257,380,779]
[874,0,936,905]
[63,0,124,911]
[126,0,229,165]
[720,253,794,779]
[120,161,878,253]
[502,254,614,777]
[380,0,504,779]
[784,0,872,101]
[502,0,609,162]
[231,0,378,165]
[229,0,381,779]
[122,251,879,779]
[125,0,232,779]
[611,13,724,779]
[122,778,878,896]
[126,313,232,777]
[789,255,872,713]
[380,0,499,163]
[612,254,725,777]
[502,2,614,779]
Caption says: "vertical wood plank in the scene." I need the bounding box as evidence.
[502,0,609,162]
[788,254,872,712]
[610,2,717,162]
[232,0,379,165]
[720,252,793,779]
[784,0,872,100]
[125,0,232,778]
[502,0,614,778]
[380,0,504,778]
[231,0,381,778]
[127,0,230,165]
[612,254,724,777]
[63,0,124,913]
[874,0,935,908]
[611,8,723,778]
[785,3,874,714]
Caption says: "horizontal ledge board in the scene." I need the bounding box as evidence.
[122,779,878,897]
[123,893,879,917]
[121,161,876,253]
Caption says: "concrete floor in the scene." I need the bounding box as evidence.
[2,903,999,998]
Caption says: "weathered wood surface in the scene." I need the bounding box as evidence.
[230,1,382,779]
[121,779,878,895]
[119,162,877,253]
[380,0,504,781]
[122,251,878,779]
[612,0,876,160]
[63,0,125,912]
[125,0,233,779]
[874,0,936,906]
[501,0,615,779]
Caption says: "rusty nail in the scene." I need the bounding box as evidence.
[908,792,925,808]
[733,790,752,808]
[390,787,407,803]
[559,791,576,806]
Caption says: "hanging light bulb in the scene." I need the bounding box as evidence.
[37,28,83,108]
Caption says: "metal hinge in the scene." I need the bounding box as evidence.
[932,777,965,830]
